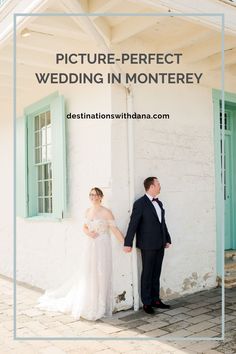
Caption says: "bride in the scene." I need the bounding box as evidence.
[36,187,124,321]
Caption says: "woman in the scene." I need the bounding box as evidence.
[36,187,124,321]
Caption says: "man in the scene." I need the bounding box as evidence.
[124,177,171,314]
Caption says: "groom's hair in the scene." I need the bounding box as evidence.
[144,177,157,191]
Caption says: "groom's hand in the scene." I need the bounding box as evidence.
[165,243,171,248]
[123,246,132,253]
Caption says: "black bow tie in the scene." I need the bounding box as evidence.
[152,198,163,209]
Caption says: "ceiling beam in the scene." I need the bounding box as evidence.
[226,63,236,76]
[14,28,89,56]
[28,16,89,41]
[15,41,81,56]
[60,0,110,46]
[89,0,120,13]
[92,17,111,42]
[197,47,236,71]
[1,54,62,71]
[181,34,236,64]
[155,25,210,53]
[129,0,236,35]
[111,13,163,43]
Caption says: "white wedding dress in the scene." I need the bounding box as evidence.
[36,219,114,321]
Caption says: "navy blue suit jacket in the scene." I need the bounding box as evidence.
[125,195,171,250]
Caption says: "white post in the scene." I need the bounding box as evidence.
[126,86,139,311]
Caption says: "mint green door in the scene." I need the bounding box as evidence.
[220,109,235,250]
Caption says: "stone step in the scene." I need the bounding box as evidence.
[217,271,236,289]
[217,250,236,288]
[225,259,236,270]
[224,274,236,282]
[225,250,236,260]
[219,281,236,289]
[224,282,236,289]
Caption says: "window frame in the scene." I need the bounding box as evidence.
[17,91,67,220]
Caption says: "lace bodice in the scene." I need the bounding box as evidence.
[85,218,115,235]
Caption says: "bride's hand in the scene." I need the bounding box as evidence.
[88,231,99,238]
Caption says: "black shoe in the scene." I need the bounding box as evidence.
[151,300,170,309]
[143,305,155,314]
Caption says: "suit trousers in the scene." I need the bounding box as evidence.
[140,248,165,305]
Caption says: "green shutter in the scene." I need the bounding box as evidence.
[22,92,67,219]
[16,116,28,217]
[51,95,67,218]
[27,113,38,217]
[213,94,223,276]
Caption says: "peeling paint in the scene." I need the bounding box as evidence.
[182,278,192,290]
[191,281,197,287]
[182,274,199,291]
[160,287,180,300]
[115,291,126,303]
[203,272,211,281]
[181,271,213,292]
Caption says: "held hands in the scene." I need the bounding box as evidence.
[123,244,170,252]
[123,246,132,253]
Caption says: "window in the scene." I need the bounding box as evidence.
[16,92,66,219]
[34,111,53,214]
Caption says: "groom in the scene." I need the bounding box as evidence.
[124,177,171,314]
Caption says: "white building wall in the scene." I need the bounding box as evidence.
[110,83,217,299]
[133,84,217,298]
[108,37,218,298]
[0,103,13,278]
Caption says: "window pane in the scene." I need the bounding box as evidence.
[47,125,51,144]
[38,198,44,213]
[48,163,52,179]
[49,180,52,196]
[40,112,46,129]
[38,181,43,196]
[42,146,47,162]
[42,126,46,145]
[35,147,42,163]
[44,164,49,179]
[47,145,52,161]
[35,115,39,130]
[49,197,52,213]
[35,131,41,147]
[46,111,51,125]
[45,198,50,213]
[44,181,49,196]
[38,165,43,180]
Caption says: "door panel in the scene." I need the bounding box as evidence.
[224,133,232,249]
[220,109,234,250]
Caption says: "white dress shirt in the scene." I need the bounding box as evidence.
[146,193,162,222]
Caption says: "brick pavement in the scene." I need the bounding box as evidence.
[1,275,236,353]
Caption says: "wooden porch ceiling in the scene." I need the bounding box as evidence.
[0,0,236,100]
